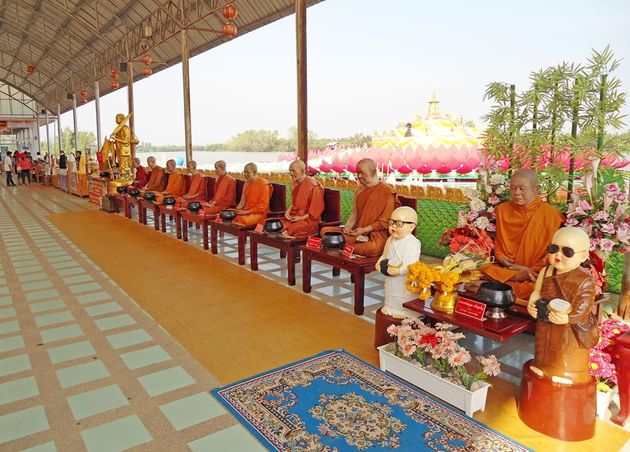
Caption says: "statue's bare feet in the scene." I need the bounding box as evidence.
[529,365,543,377]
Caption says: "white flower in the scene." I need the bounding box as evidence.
[495,186,505,195]
[469,198,486,212]
[489,174,505,185]
[474,216,490,230]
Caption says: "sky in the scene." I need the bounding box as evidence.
[53,0,630,146]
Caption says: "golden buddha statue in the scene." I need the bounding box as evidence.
[104,113,139,193]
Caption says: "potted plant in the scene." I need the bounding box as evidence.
[378,318,500,416]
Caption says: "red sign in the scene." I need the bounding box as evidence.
[254,223,264,233]
[342,244,354,259]
[214,216,223,224]
[306,236,322,249]
[455,295,487,321]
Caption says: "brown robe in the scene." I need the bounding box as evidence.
[321,182,397,257]
[178,173,206,208]
[533,266,596,383]
[143,166,165,192]
[481,198,564,299]
[280,176,325,238]
[203,174,237,215]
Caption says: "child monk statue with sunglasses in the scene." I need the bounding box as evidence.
[518,226,598,440]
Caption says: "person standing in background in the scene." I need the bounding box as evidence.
[3,151,16,186]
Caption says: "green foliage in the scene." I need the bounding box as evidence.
[226,129,286,152]
[41,127,96,154]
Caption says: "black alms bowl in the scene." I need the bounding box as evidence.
[116,185,128,194]
[143,192,156,202]
[264,218,283,233]
[128,188,140,197]
[476,282,516,308]
[187,201,202,212]
[163,197,176,206]
[219,210,236,221]
[322,231,346,249]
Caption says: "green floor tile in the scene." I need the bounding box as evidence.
[21,280,54,292]
[0,287,8,295]
[94,314,135,332]
[160,392,225,431]
[76,291,110,304]
[68,282,101,294]
[56,267,86,277]
[137,366,195,397]
[120,345,171,370]
[35,310,75,327]
[0,278,5,286]
[0,405,49,445]
[67,384,129,420]
[56,360,110,389]
[40,324,84,344]
[106,329,152,350]
[30,299,66,314]
[0,335,25,353]
[0,319,20,335]
[188,425,265,451]
[50,260,78,270]
[12,258,39,267]
[17,272,48,283]
[10,254,35,262]
[85,302,122,317]
[0,307,16,320]
[0,354,31,377]
[46,255,72,263]
[63,274,94,285]
[0,296,11,306]
[25,289,60,302]
[48,340,96,364]
[22,440,57,452]
[80,415,152,451]
[14,265,44,275]
[0,376,39,405]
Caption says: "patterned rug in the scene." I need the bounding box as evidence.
[212,350,531,451]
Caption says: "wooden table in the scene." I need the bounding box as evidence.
[158,205,180,237]
[180,211,211,250]
[300,246,379,315]
[403,298,535,342]
[249,232,306,286]
[138,199,161,230]
[125,195,142,221]
[210,220,255,265]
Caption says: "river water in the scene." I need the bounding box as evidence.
[135,151,286,172]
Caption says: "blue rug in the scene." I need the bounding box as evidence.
[212,350,530,451]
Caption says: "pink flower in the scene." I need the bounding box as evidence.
[593,211,610,221]
[487,223,496,232]
[616,225,630,244]
[605,183,620,193]
[601,223,616,234]
[599,238,615,252]
[468,211,479,220]
[448,348,471,367]
[488,195,501,205]
[581,223,593,236]
[616,193,627,203]
[477,355,501,376]
[578,199,593,211]
[565,217,579,226]
[615,203,628,220]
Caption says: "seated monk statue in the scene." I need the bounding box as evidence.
[140,156,165,194]
[473,168,564,301]
[279,159,324,239]
[201,160,236,215]
[320,158,397,257]
[233,162,271,227]
[153,159,186,204]
[177,160,206,208]
[129,158,148,189]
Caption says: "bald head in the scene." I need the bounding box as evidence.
[289,160,307,182]
[146,156,156,168]
[166,159,176,173]
[356,158,378,187]
[243,162,258,182]
[509,168,539,206]
[133,157,141,168]
[214,160,226,175]
[187,160,197,172]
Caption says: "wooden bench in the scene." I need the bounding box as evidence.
[249,188,341,286]
[160,176,215,239]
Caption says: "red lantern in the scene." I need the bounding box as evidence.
[26,65,36,74]
[110,80,120,89]
[110,69,119,80]
[79,89,89,98]
[80,97,87,104]
[141,66,153,76]
[222,4,238,20]
[141,55,152,65]
[222,22,238,38]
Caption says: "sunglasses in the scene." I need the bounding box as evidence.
[388,219,416,228]
[547,244,587,258]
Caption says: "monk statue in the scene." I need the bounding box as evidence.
[201,160,236,215]
[518,226,597,441]
[109,113,138,182]
[140,156,165,194]
[233,162,271,227]
[280,160,325,239]
[321,158,397,257]
[129,158,148,190]
[151,159,185,204]
[176,160,206,208]
[374,206,422,347]
[474,168,564,301]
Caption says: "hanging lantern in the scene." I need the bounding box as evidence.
[222,4,238,20]
[79,89,89,98]
[141,55,152,65]
[110,69,120,80]
[110,80,120,89]
[141,66,153,76]
[26,65,36,74]
[80,97,87,104]
[222,22,238,38]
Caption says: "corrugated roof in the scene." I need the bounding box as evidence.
[0,0,323,115]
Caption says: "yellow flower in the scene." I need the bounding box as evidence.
[590,362,599,370]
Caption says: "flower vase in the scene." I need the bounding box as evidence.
[378,343,490,416]
[431,290,458,314]
[596,389,613,419]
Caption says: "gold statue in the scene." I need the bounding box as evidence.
[103,113,139,193]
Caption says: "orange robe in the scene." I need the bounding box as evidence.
[321,182,397,257]
[233,177,270,226]
[143,166,165,192]
[203,174,237,215]
[280,176,325,238]
[178,173,206,208]
[155,172,186,204]
[480,197,564,299]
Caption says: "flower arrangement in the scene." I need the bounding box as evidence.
[590,316,629,392]
[387,318,501,390]
[458,168,510,232]
[439,225,494,257]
